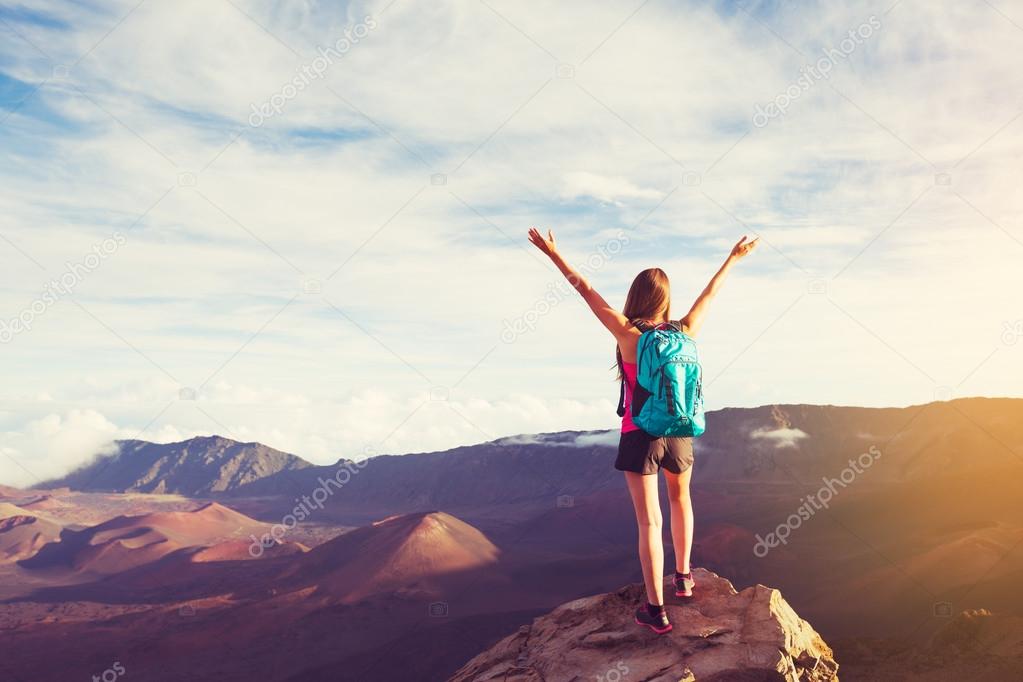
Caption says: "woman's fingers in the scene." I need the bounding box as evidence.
[732,234,761,257]
[736,236,759,257]
[527,227,553,251]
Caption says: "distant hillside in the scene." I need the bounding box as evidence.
[0,502,63,563]
[837,609,1023,679]
[695,398,1023,484]
[276,510,500,603]
[19,502,268,575]
[39,435,313,496]
[236,397,1023,520]
[31,399,1023,516]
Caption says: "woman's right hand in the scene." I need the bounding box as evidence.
[729,235,760,261]
[528,227,558,257]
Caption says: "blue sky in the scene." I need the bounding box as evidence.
[1,0,1022,485]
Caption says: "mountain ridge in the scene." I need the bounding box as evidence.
[26,399,1023,517]
[38,435,314,496]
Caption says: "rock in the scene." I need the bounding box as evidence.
[449,568,838,681]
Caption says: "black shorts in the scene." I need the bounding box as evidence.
[614,429,694,475]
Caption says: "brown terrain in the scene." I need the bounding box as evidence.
[1,398,1022,680]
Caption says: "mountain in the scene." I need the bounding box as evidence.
[236,397,1023,530]
[694,399,1023,485]
[29,399,1023,512]
[20,502,268,575]
[39,435,314,496]
[449,568,838,681]
[0,502,63,563]
[276,510,499,603]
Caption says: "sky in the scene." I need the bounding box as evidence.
[1,0,1021,486]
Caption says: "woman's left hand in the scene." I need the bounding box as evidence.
[528,227,558,257]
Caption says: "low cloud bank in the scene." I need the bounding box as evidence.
[750,426,809,449]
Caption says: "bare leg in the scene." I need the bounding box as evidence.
[663,467,694,574]
[623,471,664,605]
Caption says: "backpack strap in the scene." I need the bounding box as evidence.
[616,377,627,417]
[616,319,650,417]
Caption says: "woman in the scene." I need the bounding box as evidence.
[527,227,758,634]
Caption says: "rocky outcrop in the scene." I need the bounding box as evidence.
[450,568,838,681]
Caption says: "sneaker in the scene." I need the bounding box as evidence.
[634,606,672,634]
[673,572,695,598]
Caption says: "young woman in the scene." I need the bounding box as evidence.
[527,227,758,634]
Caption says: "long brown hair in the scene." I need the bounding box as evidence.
[615,268,671,380]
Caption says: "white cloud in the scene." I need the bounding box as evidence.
[559,171,663,205]
[750,426,810,450]
[495,433,546,446]
[494,430,618,448]
[1,409,121,486]
[573,431,619,448]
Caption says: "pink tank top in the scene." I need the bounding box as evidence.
[620,360,641,433]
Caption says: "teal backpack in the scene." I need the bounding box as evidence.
[616,320,706,437]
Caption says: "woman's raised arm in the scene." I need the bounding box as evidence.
[680,235,759,337]
[527,227,633,339]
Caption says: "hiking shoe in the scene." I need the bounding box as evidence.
[634,606,672,634]
[673,572,695,598]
